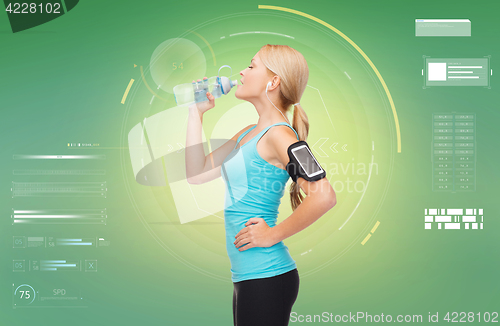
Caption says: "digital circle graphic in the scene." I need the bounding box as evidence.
[14,284,36,306]
[150,38,207,93]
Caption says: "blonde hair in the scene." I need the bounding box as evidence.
[258,44,309,211]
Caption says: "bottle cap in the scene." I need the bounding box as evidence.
[197,79,202,82]
[203,77,208,80]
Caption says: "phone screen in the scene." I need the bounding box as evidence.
[293,146,323,176]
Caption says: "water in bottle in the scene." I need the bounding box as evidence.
[193,79,207,103]
[173,65,238,107]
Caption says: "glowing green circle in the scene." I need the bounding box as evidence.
[150,38,206,94]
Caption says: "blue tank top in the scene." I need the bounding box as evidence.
[221,122,299,282]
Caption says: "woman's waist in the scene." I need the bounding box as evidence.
[226,240,290,259]
[226,237,288,249]
[225,241,294,275]
[224,199,280,217]
[224,213,278,230]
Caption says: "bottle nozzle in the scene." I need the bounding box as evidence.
[230,80,238,87]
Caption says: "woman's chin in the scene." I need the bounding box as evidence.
[235,88,252,101]
[234,90,242,100]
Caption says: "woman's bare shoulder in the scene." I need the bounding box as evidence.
[231,124,257,141]
[264,125,300,160]
[268,124,298,141]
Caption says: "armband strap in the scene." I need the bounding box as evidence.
[285,140,326,182]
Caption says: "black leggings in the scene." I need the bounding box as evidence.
[232,268,300,326]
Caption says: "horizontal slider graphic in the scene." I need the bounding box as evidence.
[448,66,482,68]
[13,169,105,175]
[12,209,106,225]
[13,154,106,160]
[37,260,80,272]
[56,238,94,246]
[12,182,106,197]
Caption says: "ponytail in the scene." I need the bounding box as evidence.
[290,103,309,211]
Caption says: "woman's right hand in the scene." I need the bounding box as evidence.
[188,92,215,116]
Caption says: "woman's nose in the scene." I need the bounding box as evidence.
[240,71,244,76]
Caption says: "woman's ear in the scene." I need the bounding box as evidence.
[268,76,280,91]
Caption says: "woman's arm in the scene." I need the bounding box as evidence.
[234,177,335,250]
[271,177,336,244]
[185,93,256,184]
[233,127,336,250]
[185,105,207,184]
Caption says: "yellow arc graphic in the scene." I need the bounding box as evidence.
[121,79,135,104]
[189,30,217,66]
[258,5,402,153]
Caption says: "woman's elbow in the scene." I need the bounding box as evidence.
[312,180,336,209]
[326,188,336,208]
[187,174,211,185]
[187,175,201,185]
[313,192,336,210]
[330,196,337,208]
[327,194,336,209]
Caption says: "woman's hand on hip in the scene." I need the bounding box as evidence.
[234,218,278,251]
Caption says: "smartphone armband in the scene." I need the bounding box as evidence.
[285,140,326,182]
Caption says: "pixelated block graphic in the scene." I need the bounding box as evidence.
[424,208,483,230]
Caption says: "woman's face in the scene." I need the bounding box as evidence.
[234,52,272,101]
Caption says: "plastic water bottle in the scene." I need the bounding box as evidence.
[194,79,206,103]
[173,65,238,107]
[211,76,222,99]
[202,77,209,93]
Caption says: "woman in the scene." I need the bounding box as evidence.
[185,44,336,326]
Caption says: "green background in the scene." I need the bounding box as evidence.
[1,0,499,325]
